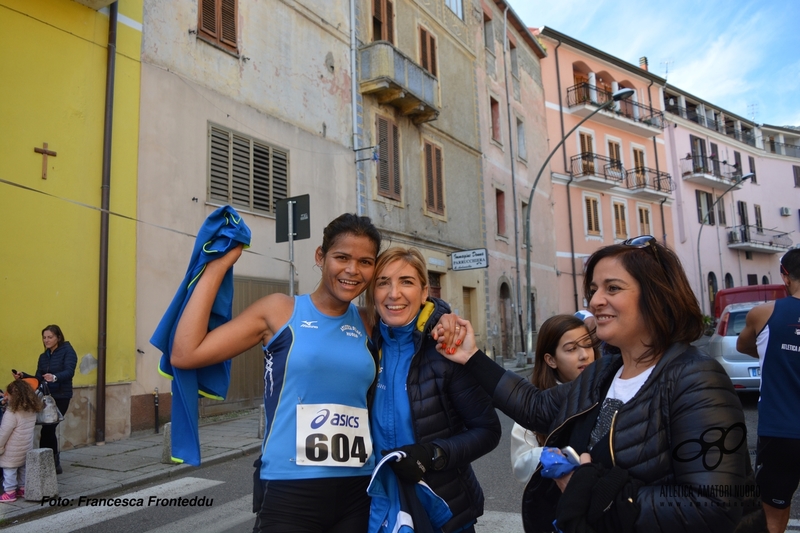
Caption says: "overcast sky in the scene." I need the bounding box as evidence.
[507,0,800,127]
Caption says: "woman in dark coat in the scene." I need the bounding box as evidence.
[15,324,77,474]
[436,236,763,533]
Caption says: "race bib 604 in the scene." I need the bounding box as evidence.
[296,404,372,467]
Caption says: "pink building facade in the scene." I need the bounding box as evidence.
[661,87,799,316]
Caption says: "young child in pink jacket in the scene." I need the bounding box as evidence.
[0,380,42,502]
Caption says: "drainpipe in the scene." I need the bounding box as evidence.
[553,39,579,311]
[96,1,118,445]
[502,8,524,354]
[349,0,362,215]
[647,80,667,245]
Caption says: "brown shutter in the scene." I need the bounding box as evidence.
[391,123,400,198]
[200,0,218,38]
[377,116,390,195]
[425,143,435,210]
[385,0,394,43]
[429,33,437,76]
[220,0,237,47]
[420,28,429,71]
[434,145,443,213]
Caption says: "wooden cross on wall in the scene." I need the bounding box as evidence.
[34,142,57,179]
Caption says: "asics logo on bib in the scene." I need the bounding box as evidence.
[310,408,361,429]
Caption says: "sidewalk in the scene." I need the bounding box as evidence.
[0,408,263,527]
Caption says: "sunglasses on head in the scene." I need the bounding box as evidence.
[621,235,662,268]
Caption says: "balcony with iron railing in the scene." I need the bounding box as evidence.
[570,153,626,190]
[358,41,439,124]
[665,106,759,147]
[767,140,800,159]
[565,83,664,135]
[680,155,743,189]
[727,225,793,254]
[625,167,674,200]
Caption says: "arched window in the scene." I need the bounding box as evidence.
[762,275,769,285]
[724,273,734,289]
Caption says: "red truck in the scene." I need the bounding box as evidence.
[713,284,788,321]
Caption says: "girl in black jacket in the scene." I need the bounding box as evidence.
[436,237,764,533]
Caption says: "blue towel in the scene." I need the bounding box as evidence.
[151,205,251,466]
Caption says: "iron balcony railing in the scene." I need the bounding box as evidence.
[665,105,759,147]
[680,155,741,183]
[768,140,800,158]
[727,225,793,249]
[570,153,626,182]
[566,83,665,129]
[626,167,674,194]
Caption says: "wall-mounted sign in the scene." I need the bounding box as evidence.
[451,248,488,271]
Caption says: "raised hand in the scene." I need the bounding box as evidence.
[433,316,478,364]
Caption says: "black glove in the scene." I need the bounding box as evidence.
[382,443,435,483]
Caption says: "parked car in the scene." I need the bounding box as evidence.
[707,302,762,392]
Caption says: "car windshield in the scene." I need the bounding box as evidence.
[726,311,749,336]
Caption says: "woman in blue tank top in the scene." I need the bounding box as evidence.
[171,213,382,533]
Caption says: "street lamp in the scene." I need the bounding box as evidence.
[524,87,635,354]
[696,172,754,315]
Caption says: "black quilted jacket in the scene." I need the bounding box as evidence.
[374,298,502,533]
[468,343,755,533]
[36,341,78,399]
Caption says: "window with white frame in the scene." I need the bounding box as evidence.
[612,200,628,239]
[516,118,527,160]
[638,206,651,235]
[584,195,601,235]
[445,0,463,19]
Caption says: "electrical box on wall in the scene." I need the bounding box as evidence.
[779,206,791,216]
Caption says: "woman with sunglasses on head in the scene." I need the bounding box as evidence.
[366,247,501,533]
[510,315,596,485]
[436,236,761,533]
[171,213,382,533]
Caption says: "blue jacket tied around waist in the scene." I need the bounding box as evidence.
[151,205,251,466]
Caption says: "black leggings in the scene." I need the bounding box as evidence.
[40,398,70,465]
[254,476,370,533]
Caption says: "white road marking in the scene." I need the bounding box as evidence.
[8,477,223,533]
[145,494,252,533]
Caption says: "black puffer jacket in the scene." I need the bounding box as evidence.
[468,343,757,533]
[36,341,78,399]
[374,298,502,533]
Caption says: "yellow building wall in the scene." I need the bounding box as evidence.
[0,0,142,387]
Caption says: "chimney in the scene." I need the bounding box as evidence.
[639,56,649,71]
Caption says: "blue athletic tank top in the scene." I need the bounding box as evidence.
[758,296,800,438]
[259,294,376,480]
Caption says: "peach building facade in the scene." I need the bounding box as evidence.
[535,28,674,315]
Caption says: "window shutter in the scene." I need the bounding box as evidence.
[200,0,217,37]
[231,135,251,208]
[434,145,443,213]
[220,0,237,46]
[420,28,429,71]
[707,193,715,226]
[271,148,289,212]
[377,116,390,195]
[386,0,394,43]
[209,127,230,202]
[429,33,437,76]
[695,190,704,223]
[391,123,400,198]
[425,143,434,210]
[252,143,270,212]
